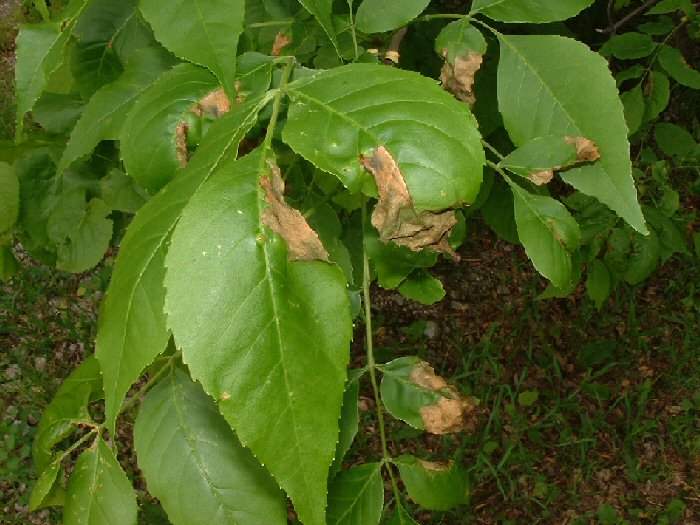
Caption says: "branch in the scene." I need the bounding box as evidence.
[597,0,659,34]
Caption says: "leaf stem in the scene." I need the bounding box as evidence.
[116,350,180,417]
[481,139,505,161]
[347,0,360,62]
[360,198,402,500]
[246,19,294,28]
[262,58,295,157]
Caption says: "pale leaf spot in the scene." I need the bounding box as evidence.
[528,169,554,186]
[440,50,483,104]
[261,161,330,262]
[271,31,292,56]
[418,459,452,472]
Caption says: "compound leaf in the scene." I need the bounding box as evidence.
[327,463,383,525]
[134,369,286,525]
[165,149,352,525]
[471,0,593,23]
[96,97,266,437]
[139,0,244,96]
[64,437,137,525]
[283,63,483,211]
[120,63,220,193]
[497,34,647,234]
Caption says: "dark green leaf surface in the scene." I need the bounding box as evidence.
[397,269,445,305]
[355,0,431,34]
[96,97,266,436]
[298,0,337,51]
[497,34,647,234]
[624,228,660,284]
[0,245,19,281]
[508,179,581,288]
[600,32,656,59]
[134,370,286,525]
[29,461,63,511]
[99,169,149,213]
[586,259,611,309]
[330,371,362,478]
[57,47,176,174]
[120,63,220,193]
[139,0,244,95]
[621,84,644,135]
[658,45,700,88]
[642,71,670,122]
[32,356,102,474]
[394,455,469,511]
[165,149,352,525]
[471,0,593,22]
[283,64,483,211]
[499,136,577,178]
[32,93,85,134]
[655,123,698,157]
[435,19,487,63]
[327,463,383,525]
[0,162,19,234]
[64,438,137,525]
[385,503,420,525]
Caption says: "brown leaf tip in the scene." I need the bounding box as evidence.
[410,360,481,434]
[440,50,483,104]
[565,135,600,163]
[261,161,330,263]
[361,146,459,259]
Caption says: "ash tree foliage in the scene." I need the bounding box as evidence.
[5,0,696,522]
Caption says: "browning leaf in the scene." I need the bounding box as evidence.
[439,50,483,104]
[409,360,480,434]
[261,161,330,263]
[360,146,458,258]
[565,135,600,163]
[193,87,232,117]
[528,169,554,186]
[417,459,451,472]
[271,31,292,57]
[175,121,189,168]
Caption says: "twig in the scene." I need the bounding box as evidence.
[384,27,407,65]
[597,0,659,34]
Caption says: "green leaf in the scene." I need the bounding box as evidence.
[497,34,647,234]
[508,179,581,288]
[57,46,177,175]
[284,64,484,211]
[658,45,700,89]
[642,71,670,122]
[15,23,71,133]
[645,207,687,258]
[624,228,660,284]
[139,0,244,96]
[385,504,420,525]
[164,149,352,525]
[499,135,578,178]
[29,461,63,511]
[586,259,611,309]
[655,123,698,157]
[134,369,286,525]
[638,16,675,35]
[64,437,137,525]
[398,269,446,305]
[435,19,487,63]
[470,0,594,23]
[48,196,113,273]
[646,0,695,16]
[355,0,430,34]
[120,63,220,193]
[327,463,383,525]
[364,228,437,289]
[298,0,338,52]
[600,32,656,59]
[481,177,519,244]
[33,356,102,474]
[99,169,149,213]
[394,454,469,511]
[33,93,85,134]
[518,390,539,406]
[0,245,19,281]
[96,97,266,437]
[0,162,19,234]
[621,84,644,135]
[330,371,362,478]
[379,356,442,430]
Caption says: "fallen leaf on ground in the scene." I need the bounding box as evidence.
[360,146,458,258]
[440,50,483,104]
[261,161,330,262]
